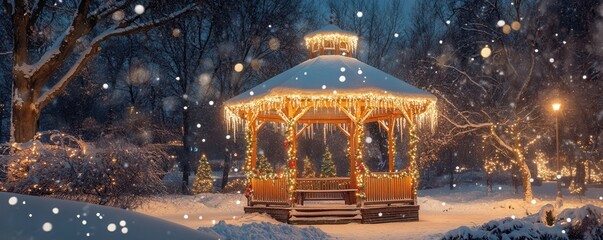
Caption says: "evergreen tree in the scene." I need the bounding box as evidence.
[302,156,316,178]
[192,154,213,194]
[256,154,274,175]
[320,147,337,177]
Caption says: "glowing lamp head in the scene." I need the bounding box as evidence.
[552,103,561,111]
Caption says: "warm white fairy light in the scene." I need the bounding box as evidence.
[234,63,244,72]
[481,46,492,58]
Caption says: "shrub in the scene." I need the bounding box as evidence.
[0,131,168,209]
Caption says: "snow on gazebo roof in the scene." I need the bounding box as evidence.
[224,25,437,128]
[224,55,436,124]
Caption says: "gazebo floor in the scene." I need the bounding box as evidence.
[244,203,419,224]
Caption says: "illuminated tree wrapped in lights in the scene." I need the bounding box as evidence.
[320,147,336,177]
[256,154,274,175]
[192,154,213,194]
[302,156,316,178]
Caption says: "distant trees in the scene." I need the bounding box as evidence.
[405,0,602,200]
[2,0,198,143]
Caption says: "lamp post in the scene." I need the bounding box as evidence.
[552,102,562,200]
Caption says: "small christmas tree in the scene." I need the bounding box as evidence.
[192,154,213,194]
[302,156,316,178]
[320,147,337,177]
[256,154,274,175]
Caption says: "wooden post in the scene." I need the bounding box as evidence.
[277,102,312,206]
[348,122,356,188]
[387,117,395,172]
[249,120,258,170]
[408,120,418,204]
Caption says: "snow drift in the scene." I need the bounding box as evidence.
[197,220,330,240]
[0,192,219,240]
[442,204,603,240]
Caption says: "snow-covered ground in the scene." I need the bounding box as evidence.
[0,192,219,240]
[1,183,601,240]
[136,182,603,240]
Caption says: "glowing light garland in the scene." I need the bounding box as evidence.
[304,33,358,56]
[225,94,437,133]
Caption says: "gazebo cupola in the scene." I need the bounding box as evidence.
[304,24,358,58]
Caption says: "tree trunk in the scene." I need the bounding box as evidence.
[486,173,493,193]
[222,149,231,190]
[12,82,40,143]
[180,105,192,194]
[573,159,586,195]
[516,151,533,201]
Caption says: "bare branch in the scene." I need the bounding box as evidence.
[35,4,197,109]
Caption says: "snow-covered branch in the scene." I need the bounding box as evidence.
[35,4,197,109]
[489,127,514,152]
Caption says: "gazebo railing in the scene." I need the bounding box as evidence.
[363,173,414,205]
[296,177,354,203]
[297,177,351,190]
[250,177,288,206]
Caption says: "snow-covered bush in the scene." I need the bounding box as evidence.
[442,205,603,240]
[0,131,169,208]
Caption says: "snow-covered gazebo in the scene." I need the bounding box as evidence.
[224,24,436,224]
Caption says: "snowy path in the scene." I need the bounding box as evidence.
[136,182,603,240]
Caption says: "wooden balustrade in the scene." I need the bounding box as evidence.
[296,177,354,204]
[363,173,414,205]
[297,177,350,190]
[250,178,289,206]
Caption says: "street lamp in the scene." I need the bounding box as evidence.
[552,102,562,201]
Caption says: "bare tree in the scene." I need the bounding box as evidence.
[2,0,197,143]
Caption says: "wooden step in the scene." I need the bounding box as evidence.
[292,206,358,211]
[289,215,362,224]
[291,210,361,217]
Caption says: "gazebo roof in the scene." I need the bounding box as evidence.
[304,24,357,39]
[224,55,436,124]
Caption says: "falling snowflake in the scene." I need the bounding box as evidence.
[134,5,145,14]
